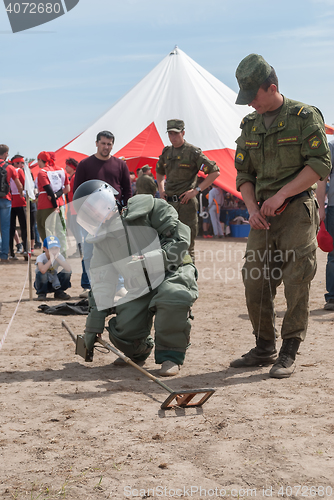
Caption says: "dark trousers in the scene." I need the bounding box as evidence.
[34,270,72,296]
[10,206,27,255]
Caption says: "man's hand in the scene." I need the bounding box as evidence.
[159,190,167,200]
[179,189,197,204]
[260,192,287,217]
[319,205,326,222]
[248,207,270,230]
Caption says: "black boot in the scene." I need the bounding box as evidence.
[269,338,300,379]
[230,337,277,368]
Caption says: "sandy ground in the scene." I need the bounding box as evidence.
[0,237,334,500]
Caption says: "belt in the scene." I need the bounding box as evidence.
[274,190,311,215]
[167,195,181,202]
[292,190,311,200]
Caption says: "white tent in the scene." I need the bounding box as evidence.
[55,47,249,197]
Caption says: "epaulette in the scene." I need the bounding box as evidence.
[240,112,257,129]
[161,146,169,154]
[290,104,311,118]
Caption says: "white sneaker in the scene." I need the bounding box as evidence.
[158,361,180,377]
[79,289,90,299]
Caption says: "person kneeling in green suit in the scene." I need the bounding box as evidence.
[73,179,198,377]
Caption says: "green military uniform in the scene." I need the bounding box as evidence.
[156,141,219,259]
[135,174,157,196]
[84,195,198,365]
[235,97,331,342]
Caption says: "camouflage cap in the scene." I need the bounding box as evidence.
[167,119,185,132]
[235,54,272,105]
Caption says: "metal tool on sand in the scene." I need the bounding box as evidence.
[62,320,215,410]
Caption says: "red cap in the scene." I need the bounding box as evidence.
[317,221,334,252]
[37,151,51,163]
[47,152,56,166]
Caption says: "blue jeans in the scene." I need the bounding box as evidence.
[0,198,12,260]
[34,270,72,296]
[325,205,334,302]
[34,221,41,245]
[81,243,124,291]
[81,232,92,289]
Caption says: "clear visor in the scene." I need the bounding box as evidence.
[77,188,117,236]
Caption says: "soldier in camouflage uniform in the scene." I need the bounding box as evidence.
[135,166,157,196]
[230,54,331,378]
[156,119,220,260]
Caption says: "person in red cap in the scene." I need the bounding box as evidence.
[9,155,28,260]
[0,145,23,262]
[316,140,334,310]
[36,151,70,253]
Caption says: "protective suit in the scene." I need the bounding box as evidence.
[82,193,198,367]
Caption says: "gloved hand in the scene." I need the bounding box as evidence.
[84,330,98,351]
[84,291,114,350]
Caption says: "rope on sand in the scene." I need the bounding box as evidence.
[0,262,29,353]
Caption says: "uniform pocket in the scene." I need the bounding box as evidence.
[302,198,319,230]
[277,129,302,168]
[177,165,193,180]
[244,139,262,169]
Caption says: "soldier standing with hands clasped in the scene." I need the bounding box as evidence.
[156,119,220,260]
[230,54,331,378]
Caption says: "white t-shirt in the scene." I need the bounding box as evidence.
[35,252,66,274]
[208,187,224,209]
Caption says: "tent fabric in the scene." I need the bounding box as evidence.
[36,47,334,198]
[325,124,334,135]
[52,47,249,198]
[53,47,334,198]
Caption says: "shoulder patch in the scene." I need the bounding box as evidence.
[308,135,322,149]
[200,164,210,174]
[235,152,245,164]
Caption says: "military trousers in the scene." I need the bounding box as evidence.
[242,195,319,343]
[168,197,198,261]
[106,263,198,365]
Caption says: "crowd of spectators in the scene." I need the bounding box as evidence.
[1,132,332,317]
[0,141,248,269]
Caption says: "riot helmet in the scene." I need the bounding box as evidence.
[73,180,119,236]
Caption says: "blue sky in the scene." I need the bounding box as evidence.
[1,0,334,159]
